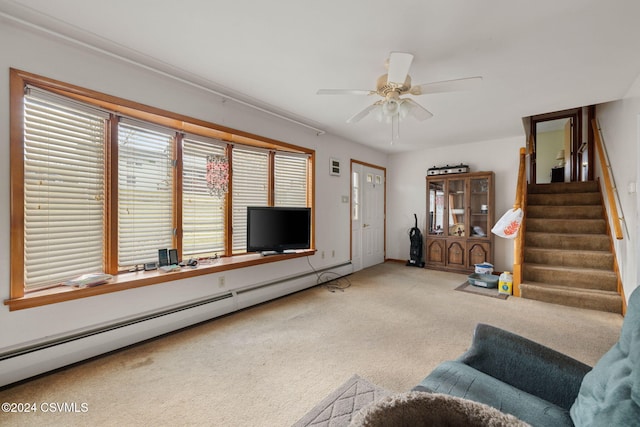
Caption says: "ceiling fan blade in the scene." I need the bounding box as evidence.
[387,52,414,85]
[409,76,483,95]
[402,99,433,121]
[347,103,381,123]
[317,89,376,95]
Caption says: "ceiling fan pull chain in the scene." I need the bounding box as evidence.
[391,114,400,144]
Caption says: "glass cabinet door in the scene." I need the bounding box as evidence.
[469,177,490,238]
[428,180,445,235]
[447,179,466,237]
[426,172,493,273]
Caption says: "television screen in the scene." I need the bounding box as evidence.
[247,206,311,254]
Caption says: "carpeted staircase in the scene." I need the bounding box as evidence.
[519,181,622,313]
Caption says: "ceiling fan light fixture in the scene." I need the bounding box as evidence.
[382,98,399,116]
[398,100,411,120]
[378,96,412,123]
[381,91,402,118]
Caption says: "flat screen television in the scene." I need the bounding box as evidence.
[246,206,311,254]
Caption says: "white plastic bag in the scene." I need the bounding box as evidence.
[491,208,523,239]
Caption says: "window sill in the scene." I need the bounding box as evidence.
[4,250,315,311]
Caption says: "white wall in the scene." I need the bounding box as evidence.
[536,130,564,184]
[0,21,386,353]
[595,73,640,302]
[386,136,524,272]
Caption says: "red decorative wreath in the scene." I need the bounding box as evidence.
[206,155,229,198]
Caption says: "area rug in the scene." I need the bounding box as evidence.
[293,374,392,427]
[455,281,509,300]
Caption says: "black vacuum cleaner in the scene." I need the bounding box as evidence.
[406,213,425,267]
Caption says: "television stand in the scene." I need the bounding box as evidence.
[260,249,297,256]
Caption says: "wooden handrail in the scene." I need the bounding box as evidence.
[513,147,527,210]
[592,119,623,240]
[512,147,527,297]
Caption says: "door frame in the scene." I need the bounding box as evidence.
[350,159,386,270]
[530,107,594,183]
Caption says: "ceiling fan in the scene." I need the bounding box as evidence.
[317,52,481,141]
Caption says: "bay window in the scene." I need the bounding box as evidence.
[8,69,314,309]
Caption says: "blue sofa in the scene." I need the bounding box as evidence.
[414,286,640,426]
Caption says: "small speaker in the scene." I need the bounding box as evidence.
[158,249,169,267]
[168,249,178,265]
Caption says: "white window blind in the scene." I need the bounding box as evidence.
[118,120,174,268]
[182,136,226,258]
[274,152,309,207]
[231,147,268,253]
[23,89,107,289]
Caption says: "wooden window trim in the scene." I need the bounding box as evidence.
[268,151,275,206]
[8,68,315,310]
[174,133,184,261]
[225,144,234,255]
[4,250,315,311]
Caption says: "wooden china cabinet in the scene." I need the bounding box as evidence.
[425,171,494,273]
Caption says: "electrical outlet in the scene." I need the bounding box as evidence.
[332,250,335,258]
[321,251,325,259]
[218,276,225,288]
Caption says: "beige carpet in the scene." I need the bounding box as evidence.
[0,262,623,427]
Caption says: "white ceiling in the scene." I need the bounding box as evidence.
[2,0,640,153]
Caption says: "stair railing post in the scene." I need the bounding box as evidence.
[512,147,527,297]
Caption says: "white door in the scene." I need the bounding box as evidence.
[351,162,385,271]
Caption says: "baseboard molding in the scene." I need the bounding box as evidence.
[0,261,352,387]
[385,258,410,264]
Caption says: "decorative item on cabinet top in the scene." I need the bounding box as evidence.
[427,163,470,176]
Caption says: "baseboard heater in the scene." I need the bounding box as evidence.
[0,261,352,387]
[234,261,352,310]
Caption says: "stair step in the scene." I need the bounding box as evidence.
[525,232,610,251]
[527,205,603,219]
[522,263,618,291]
[524,248,614,270]
[527,181,599,194]
[528,192,601,206]
[526,218,606,234]
[519,282,622,313]
[521,180,621,314]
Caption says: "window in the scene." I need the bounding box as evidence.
[231,147,269,254]
[352,171,360,221]
[118,120,175,269]
[274,152,309,207]
[23,88,108,291]
[182,136,226,258]
[9,69,314,308]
